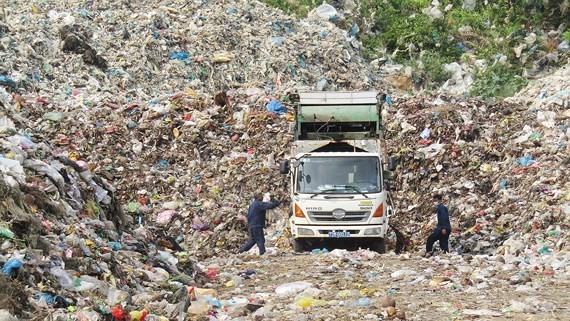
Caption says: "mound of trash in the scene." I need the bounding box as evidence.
[385,65,570,257]
[1,0,569,319]
[0,0,386,319]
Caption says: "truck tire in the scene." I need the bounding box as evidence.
[293,239,305,253]
[371,238,386,254]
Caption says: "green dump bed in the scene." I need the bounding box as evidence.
[295,91,382,141]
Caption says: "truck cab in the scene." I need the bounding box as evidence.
[280,92,395,253]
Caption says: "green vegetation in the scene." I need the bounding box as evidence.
[470,63,528,101]
[564,30,570,41]
[261,0,569,100]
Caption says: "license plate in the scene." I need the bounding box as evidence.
[328,231,351,238]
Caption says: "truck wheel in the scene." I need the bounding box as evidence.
[293,239,305,253]
[371,238,386,254]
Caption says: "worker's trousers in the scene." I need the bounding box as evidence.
[239,227,266,255]
[426,228,450,253]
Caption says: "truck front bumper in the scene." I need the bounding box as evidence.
[291,223,386,238]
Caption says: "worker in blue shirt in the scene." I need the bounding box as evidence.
[425,194,451,256]
[238,191,284,255]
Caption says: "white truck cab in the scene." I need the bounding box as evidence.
[280,92,396,253]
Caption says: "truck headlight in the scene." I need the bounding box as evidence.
[364,228,382,235]
[298,228,314,235]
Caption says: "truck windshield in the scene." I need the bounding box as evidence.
[296,156,381,194]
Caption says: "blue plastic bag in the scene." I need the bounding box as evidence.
[107,241,122,251]
[500,179,508,189]
[266,100,286,115]
[169,52,189,60]
[517,156,535,166]
[0,75,16,88]
[36,292,69,307]
[348,23,359,37]
[1,258,23,276]
[36,292,57,306]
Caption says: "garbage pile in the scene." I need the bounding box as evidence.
[506,63,570,109]
[1,0,569,318]
[0,0,389,319]
[0,108,212,320]
[0,0,387,255]
[197,249,569,320]
[0,0,381,95]
[385,63,570,258]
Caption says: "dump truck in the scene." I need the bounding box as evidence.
[279,91,395,253]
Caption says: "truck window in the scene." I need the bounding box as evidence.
[295,156,381,194]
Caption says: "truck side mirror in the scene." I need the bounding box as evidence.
[279,159,290,174]
[387,157,396,171]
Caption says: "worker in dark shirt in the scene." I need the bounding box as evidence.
[238,191,283,255]
[425,194,451,256]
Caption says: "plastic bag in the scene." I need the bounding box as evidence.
[23,159,65,190]
[156,210,178,225]
[187,299,209,315]
[295,296,329,307]
[107,287,129,305]
[266,100,286,115]
[170,52,189,60]
[50,266,74,289]
[275,281,314,296]
[0,158,24,176]
[315,4,337,19]
[345,297,371,307]
[390,269,417,279]
[420,127,431,139]
[517,156,535,166]
[417,142,445,159]
[111,305,125,319]
[1,258,23,276]
[462,0,476,11]
[130,310,149,321]
[138,267,169,282]
[0,75,16,88]
[36,292,57,306]
[73,278,100,292]
[42,111,65,122]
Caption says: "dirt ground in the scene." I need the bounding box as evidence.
[205,251,570,320]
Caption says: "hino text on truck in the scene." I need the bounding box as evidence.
[279,91,396,253]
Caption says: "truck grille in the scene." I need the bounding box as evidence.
[308,211,371,222]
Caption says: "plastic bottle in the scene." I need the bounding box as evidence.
[0,227,14,239]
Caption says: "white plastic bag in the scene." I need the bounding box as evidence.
[315,4,337,20]
[275,281,314,296]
